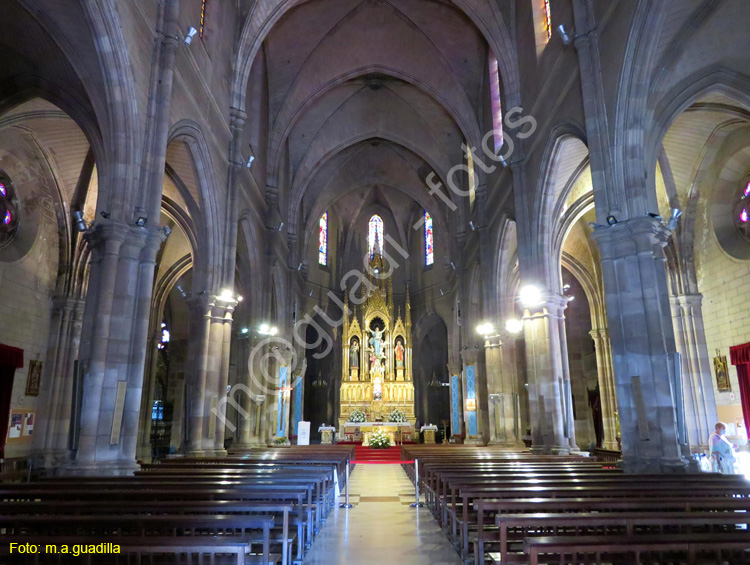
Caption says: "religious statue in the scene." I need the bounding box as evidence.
[350,339,359,367]
[369,326,384,357]
[395,338,404,368]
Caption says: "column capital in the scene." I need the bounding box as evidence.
[461,347,483,365]
[521,292,569,318]
[591,216,670,260]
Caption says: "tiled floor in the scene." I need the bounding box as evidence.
[302,464,461,564]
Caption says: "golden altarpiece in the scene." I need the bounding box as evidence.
[338,250,416,432]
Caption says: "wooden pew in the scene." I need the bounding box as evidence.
[0,514,276,564]
[523,531,750,565]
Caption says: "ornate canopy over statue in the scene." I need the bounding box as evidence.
[339,246,415,429]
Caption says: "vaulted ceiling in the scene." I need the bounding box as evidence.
[249,0,492,248]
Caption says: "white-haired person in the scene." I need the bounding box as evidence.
[709,422,737,474]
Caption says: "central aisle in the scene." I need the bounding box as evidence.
[303,463,461,564]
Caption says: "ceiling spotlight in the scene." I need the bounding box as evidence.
[519,284,543,308]
[567,295,576,302]
[237,295,243,302]
[667,208,682,231]
[297,263,303,271]
[135,216,147,227]
[176,284,187,298]
[557,24,573,45]
[183,27,198,45]
[309,290,314,296]
[450,262,456,270]
[246,156,255,169]
[240,327,249,335]
[163,225,172,236]
[498,155,508,168]
[606,215,618,226]
[278,222,284,231]
[74,210,88,233]
[563,284,571,292]
[439,289,445,296]
[469,221,476,231]
[505,318,524,334]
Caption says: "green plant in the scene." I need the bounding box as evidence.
[275,437,287,445]
[348,408,367,423]
[388,408,407,423]
[369,429,391,449]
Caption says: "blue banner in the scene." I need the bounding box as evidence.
[450,375,461,435]
[277,366,288,437]
[293,376,303,437]
[466,365,478,437]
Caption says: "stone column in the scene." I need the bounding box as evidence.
[592,217,690,473]
[214,303,235,453]
[186,295,236,457]
[136,330,163,462]
[68,223,164,474]
[37,296,85,465]
[485,340,502,445]
[589,327,620,450]
[486,339,524,447]
[522,294,574,454]
[671,293,717,451]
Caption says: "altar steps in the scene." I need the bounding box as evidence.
[353,445,404,463]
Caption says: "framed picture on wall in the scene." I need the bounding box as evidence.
[713,349,731,392]
[25,360,42,396]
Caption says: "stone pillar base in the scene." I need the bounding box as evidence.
[620,455,695,474]
[464,436,485,446]
[56,459,140,477]
[530,445,571,456]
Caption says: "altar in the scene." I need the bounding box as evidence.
[344,422,412,446]
[338,239,416,432]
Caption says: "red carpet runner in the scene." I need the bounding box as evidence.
[352,445,404,463]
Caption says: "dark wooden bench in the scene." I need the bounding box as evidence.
[523,531,750,565]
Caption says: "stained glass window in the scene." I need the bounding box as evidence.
[544,0,552,40]
[424,211,434,266]
[733,177,750,242]
[467,142,476,209]
[318,211,328,266]
[368,215,384,258]
[200,0,207,39]
[0,172,19,246]
[489,50,503,155]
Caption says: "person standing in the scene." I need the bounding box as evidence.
[709,422,737,474]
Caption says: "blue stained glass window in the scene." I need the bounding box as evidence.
[368,215,384,258]
[424,211,434,266]
[318,211,328,265]
[0,183,6,197]
[3,211,11,225]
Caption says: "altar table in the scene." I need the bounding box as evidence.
[343,422,412,445]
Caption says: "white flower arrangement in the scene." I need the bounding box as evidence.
[388,408,407,423]
[369,429,391,449]
[348,407,367,423]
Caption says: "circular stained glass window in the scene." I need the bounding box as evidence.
[733,177,750,243]
[0,173,19,247]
